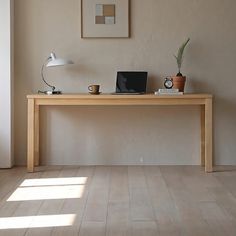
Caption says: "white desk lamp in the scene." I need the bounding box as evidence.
[39,52,74,95]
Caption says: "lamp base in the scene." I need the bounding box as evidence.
[45,90,62,95]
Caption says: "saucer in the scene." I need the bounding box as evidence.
[89,92,101,95]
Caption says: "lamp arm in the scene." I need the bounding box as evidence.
[41,60,56,91]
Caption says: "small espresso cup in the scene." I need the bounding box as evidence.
[88,85,100,94]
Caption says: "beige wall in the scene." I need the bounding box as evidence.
[14,0,236,165]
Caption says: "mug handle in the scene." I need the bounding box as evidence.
[88,85,93,91]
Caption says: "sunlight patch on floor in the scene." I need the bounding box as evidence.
[20,177,87,187]
[7,177,87,201]
[8,185,85,201]
[0,214,76,229]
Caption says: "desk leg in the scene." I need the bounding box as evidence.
[205,98,213,172]
[200,105,205,166]
[27,99,36,172]
[34,104,39,166]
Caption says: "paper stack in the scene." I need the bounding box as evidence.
[154,89,183,95]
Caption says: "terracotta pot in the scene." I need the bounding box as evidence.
[172,76,186,92]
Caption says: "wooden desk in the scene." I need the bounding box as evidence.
[27,94,213,173]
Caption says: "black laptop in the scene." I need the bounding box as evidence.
[113,71,148,94]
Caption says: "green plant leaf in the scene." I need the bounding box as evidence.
[174,38,190,73]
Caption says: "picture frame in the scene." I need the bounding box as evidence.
[81,0,130,38]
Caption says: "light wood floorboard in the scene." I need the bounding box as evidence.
[0,166,236,236]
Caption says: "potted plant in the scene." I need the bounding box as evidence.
[172,38,190,92]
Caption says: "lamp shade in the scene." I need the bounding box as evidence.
[46,52,74,67]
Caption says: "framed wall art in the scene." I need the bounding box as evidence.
[81,0,130,38]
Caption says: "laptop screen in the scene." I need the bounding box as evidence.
[116,71,148,93]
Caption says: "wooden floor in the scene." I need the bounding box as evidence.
[0,166,236,236]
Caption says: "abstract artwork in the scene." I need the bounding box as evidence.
[95,4,115,25]
[81,0,130,38]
